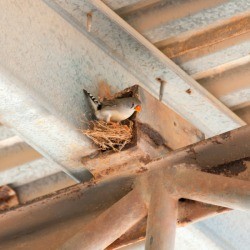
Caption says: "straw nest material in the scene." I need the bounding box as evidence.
[82,120,133,151]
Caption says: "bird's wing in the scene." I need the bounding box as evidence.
[101,99,117,108]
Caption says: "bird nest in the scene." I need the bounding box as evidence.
[82,120,134,151]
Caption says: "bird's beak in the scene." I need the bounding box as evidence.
[135,105,141,112]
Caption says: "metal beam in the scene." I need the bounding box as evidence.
[46,0,244,136]
[124,0,226,41]
[180,39,250,75]
[83,125,250,180]
[0,136,41,172]
[145,172,178,250]
[0,0,245,186]
[108,202,230,249]
[161,164,250,211]
[0,126,249,249]
[156,11,250,59]
[62,163,250,248]
[0,67,93,182]
[235,106,250,124]
[103,0,144,11]
[61,188,147,250]
[192,55,250,80]
[124,0,250,43]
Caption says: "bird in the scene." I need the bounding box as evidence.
[83,89,141,122]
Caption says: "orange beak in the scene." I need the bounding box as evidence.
[135,105,141,112]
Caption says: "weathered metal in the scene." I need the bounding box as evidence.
[83,125,250,181]
[124,0,225,37]
[0,176,136,249]
[1,1,250,249]
[61,162,250,249]
[124,0,250,43]
[161,164,250,211]
[0,186,19,211]
[0,136,41,172]
[108,202,230,249]
[0,126,249,249]
[46,0,244,137]
[0,0,246,186]
[156,11,250,59]
[0,68,93,182]
[180,39,250,76]
[145,171,178,250]
[61,188,147,250]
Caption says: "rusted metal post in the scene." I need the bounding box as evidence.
[145,171,178,250]
[162,164,250,211]
[61,188,147,250]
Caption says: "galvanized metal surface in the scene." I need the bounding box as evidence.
[0,0,250,249]
[2,1,248,187]
[0,67,93,182]
[0,136,41,172]
[0,0,140,181]
[124,0,250,43]
[180,39,250,75]
[0,158,61,187]
[49,0,244,137]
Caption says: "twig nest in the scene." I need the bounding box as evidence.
[82,120,133,151]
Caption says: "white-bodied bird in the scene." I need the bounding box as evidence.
[83,89,141,122]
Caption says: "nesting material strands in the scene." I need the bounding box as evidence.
[83,120,133,151]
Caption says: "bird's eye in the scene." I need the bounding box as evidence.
[131,102,134,108]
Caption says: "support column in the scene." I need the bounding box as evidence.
[145,172,178,250]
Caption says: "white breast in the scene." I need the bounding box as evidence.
[96,108,135,122]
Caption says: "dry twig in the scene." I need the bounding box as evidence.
[82,120,133,151]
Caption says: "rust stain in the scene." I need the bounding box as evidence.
[0,186,19,211]
[203,157,249,177]
[155,77,166,85]
[86,12,92,32]
[139,155,152,165]
[220,130,231,140]
[185,88,192,94]
[138,123,165,146]
[178,217,192,225]
[211,139,223,145]
[158,13,250,59]
[186,147,197,160]
[136,167,148,174]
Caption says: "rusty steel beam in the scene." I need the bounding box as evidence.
[108,202,229,249]
[0,174,229,250]
[0,126,249,249]
[85,125,250,182]
[156,11,250,59]
[61,188,147,250]
[62,164,250,249]
[160,164,250,211]
[145,172,178,250]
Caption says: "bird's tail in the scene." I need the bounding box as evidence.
[83,89,102,111]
